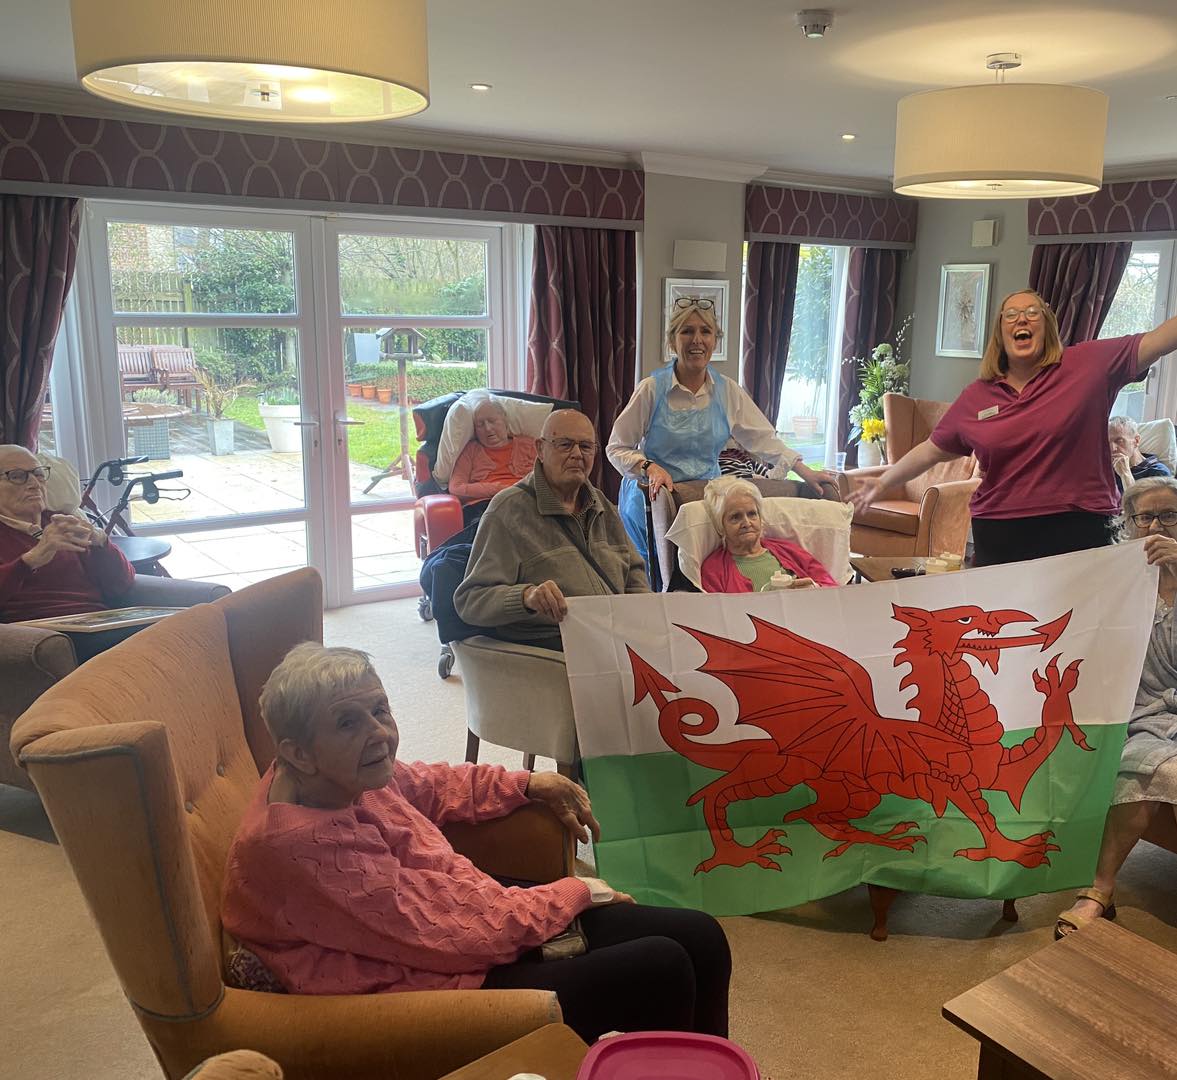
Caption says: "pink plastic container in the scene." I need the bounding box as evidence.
[576,1031,760,1080]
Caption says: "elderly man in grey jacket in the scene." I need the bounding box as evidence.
[454,409,649,650]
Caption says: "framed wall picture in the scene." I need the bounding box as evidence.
[664,277,730,361]
[936,263,992,359]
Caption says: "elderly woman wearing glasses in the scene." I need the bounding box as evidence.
[1055,477,1177,938]
[849,289,1177,566]
[0,443,134,623]
[607,298,831,563]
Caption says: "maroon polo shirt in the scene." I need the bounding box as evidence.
[930,334,1144,520]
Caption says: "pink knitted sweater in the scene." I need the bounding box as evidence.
[221,761,593,995]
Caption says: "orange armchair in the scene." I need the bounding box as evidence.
[11,568,565,1080]
[839,393,980,559]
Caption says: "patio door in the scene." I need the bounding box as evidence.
[72,203,522,606]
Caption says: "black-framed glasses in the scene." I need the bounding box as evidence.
[543,438,598,456]
[1131,510,1177,528]
[1000,305,1044,322]
[0,465,50,485]
[673,297,715,312]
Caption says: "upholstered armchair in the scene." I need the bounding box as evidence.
[0,574,230,791]
[838,393,980,559]
[11,568,567,1080]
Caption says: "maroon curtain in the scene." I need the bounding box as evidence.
[0,195,80,448]
[741,241,800,425]
[837,247,901,466]
[1029,241,1132,345]
[527,225,638,500]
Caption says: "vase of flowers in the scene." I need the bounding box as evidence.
[846,315,913,464]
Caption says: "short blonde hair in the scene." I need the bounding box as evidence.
[666,301,723,360]
[979,289,1063,381]
[703,475,763,537]
[260,642,378,748]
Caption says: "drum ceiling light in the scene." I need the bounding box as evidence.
[893,54,1107,199]
[69,0,429,124]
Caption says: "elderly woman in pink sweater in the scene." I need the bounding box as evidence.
[222,642,730,1041]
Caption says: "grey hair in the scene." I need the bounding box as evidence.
[472,397,508,419]
[1108,415,1138,437]
[259,642,378,747]
[1121,476,1177,530]
[702,475,763,537]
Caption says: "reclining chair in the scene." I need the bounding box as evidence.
[838,393,980,559]
[10,569,571,1080]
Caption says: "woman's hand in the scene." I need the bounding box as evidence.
[20,514,95,570]
[793,462,834,496]
[786,577,816,590]
[526,771,601,844]
[1143,533,1177,571]
[644,462,674,501]
[847,478,883,515]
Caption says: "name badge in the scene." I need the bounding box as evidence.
[977,406,1000,420]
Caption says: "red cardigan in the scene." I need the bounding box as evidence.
[221,761,593,995]
[700,535,838,593]
[0,512,135,622]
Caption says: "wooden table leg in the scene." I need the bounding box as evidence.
[867,884,900,941]
[977,1044,1040,1079]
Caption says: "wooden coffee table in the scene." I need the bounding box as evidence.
[850,555,939,583]
[943,919,1177,1078]
[439,1024,589,1080]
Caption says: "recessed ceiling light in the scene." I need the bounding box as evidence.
[1167,94,1177,102]
[841,133,856,141]
[469,82,493,93]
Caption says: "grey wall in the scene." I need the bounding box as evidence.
[904,199,1034,402]
[640,172,746,379]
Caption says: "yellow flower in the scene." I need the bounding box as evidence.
[862,417,886,444]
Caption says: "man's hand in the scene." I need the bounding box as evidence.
[1112,453,1133,484]
[522,579,569,622]
[20,514,95,570]
[526,771,601,844]
[644,462,674,501]
[793,461,834,497]
[847,478,883,515]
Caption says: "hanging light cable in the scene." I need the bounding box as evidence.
[70,0,429,124]
[893,54,1107,199]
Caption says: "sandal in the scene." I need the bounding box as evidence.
[1054,887,1117,940]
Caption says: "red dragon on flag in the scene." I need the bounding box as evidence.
[627,603,1088,874]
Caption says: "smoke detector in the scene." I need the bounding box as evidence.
[796,9,833,39]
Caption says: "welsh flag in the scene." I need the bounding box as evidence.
[561,543,1155,915]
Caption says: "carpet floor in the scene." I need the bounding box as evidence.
[3,595,1176,1079]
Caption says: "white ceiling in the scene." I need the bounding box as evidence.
[3,0,1177,189]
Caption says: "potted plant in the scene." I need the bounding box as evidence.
[375,374,394,405]
[846,314,913,466]
[859,417,887,467]
[347,379,364,397]
[258,383,303,453]
[194,365,254,456]
[361,382,378,400]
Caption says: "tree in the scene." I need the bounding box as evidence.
[784,246,834,417]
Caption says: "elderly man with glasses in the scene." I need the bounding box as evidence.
[455,410,648,652]
[0,443,134,625]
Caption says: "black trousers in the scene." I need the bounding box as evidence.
[971,511,1114,568]
[482,903,731,1043]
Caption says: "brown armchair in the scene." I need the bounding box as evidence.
[838,393,980,559]
[10,568,566,1080]
[0,574,231,791]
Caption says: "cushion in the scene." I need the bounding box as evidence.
[667,496,853,590]
[434,391,554,484]
[854,500,920,536]
[1138,418,1177,475]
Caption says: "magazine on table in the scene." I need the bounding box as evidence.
[16,606,185,633]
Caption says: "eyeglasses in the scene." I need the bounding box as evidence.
[1000,306,1044,322]
[0,466,50,485]
[544,438,598,456]
[673,297,715,312]
[1130,510,1177,528]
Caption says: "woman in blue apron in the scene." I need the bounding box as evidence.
[608,298,830,564]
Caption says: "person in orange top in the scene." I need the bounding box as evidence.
[448,399,537,524]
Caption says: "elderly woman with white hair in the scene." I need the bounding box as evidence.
[699,476,838,593]
[607,298,831,563]
[222,642,732,1041]
[1055,476,1177,938]
[448,396,538,525]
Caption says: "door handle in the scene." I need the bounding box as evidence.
[292,420,320,427]
[335,418,365,426]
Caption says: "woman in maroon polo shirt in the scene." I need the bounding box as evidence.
[849,290,1177,566]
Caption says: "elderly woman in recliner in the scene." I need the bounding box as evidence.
[221,642,731,1042]
[699,476,837,593]
[0,443,134,623]
[448,398,537,525]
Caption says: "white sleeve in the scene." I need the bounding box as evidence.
[606,378,657,480]
[725,379,803,477]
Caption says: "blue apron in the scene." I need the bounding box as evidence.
[619,363,732,563]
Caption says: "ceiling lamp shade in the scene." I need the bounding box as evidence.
[893,83,1108,199]
[69,0,429,124]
